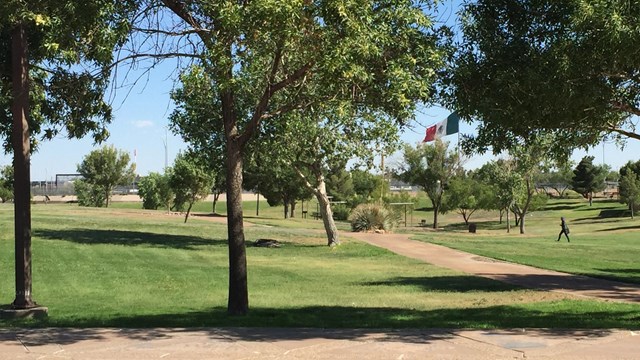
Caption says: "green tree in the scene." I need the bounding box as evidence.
[620,160,640,179]
[161,1,444,308]
[572,156,606,206]
[326,168,355,202]
[1,0,134,308]
[475,160,523,233]
[73,179,106,207]
[77,145,136,208]
[449,0,640,155]
[352,169,382,201]
[397,140,461,229]
[442,173,492,225]
[619,172,640,219]
[138,172,173,210]
[0,164,13,202]
[243,153,312,219]
[170,152,213,223]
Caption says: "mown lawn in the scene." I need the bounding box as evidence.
[413,198,640,284]
[0,200,638,329]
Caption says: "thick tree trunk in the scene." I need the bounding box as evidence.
[519,214,525,234]
[105,188,110,208]
[225,139,248,315]
[290,201,296,218]
[315,183,339,246]
[506,208,511,233]
[11,23,35,309]
[283,201,289,219]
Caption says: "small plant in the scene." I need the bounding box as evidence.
[349,204,397,232]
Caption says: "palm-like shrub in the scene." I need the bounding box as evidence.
[349,204,397,232]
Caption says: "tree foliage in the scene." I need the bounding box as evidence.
[145,0,446,315]
[572,156,607,205]
[442,173,493,225]
[397,140,461,229]
[449,0,640,155]
[243,153,312,219]
[76,145,135,208]
[138,171,173,210]
[0,0,136,149]
[169,152,213,223]
[0,164,13,202]
[619,172,640,218]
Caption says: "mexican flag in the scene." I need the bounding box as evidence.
[423,112,460,142]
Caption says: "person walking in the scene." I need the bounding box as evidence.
[557,217,570,242]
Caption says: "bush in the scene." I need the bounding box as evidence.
[332,204,350,221]
[349,204,397,232]
[138,172,173,210]
[74,179,106,207]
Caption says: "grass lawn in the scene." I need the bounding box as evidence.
[0,200,638,329]
[412,198,640,285]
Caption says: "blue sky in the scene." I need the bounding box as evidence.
[1,1,638,181]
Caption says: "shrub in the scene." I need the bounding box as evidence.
[332,204,350,221]
[349,204,397,232]
[74,179,106,207]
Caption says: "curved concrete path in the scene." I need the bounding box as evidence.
[345,231,640,303]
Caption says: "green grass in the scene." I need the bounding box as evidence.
[0,200,638,329]
[413,198,640,284]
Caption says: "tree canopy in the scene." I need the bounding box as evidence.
[158,0,447,314]
[397,140,461,229]
[76,145,136,208]
[449,0,640,154]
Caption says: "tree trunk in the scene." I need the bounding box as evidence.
[506,208,511,233]
[184,198,194,223]
[588,192,593,206]
[315,182,339,246]
[105,188,110,208]
[225,138,248,315]
[212,192,220,214]
[519,213,525,234]
[291,164,339,246]
[283,201,289,219]
[290,201,296,218]
[432,202,439,229]
[11,23,36,309]
[499,209,503,224]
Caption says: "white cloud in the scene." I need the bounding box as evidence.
[133,120,154,128]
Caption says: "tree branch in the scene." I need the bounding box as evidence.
[132,27,210,36]
[611,100,640,117]
[161,0,214,44]
[606,123,640,141]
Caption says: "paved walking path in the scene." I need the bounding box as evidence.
[345,231,640,303]
[1,327,639,359]
[1,230,639,359]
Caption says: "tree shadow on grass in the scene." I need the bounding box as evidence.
[544,204,584,211]
[361,276,521,292]
[34,229,227,250]
[2,305,634,343]
[595,224,640,232]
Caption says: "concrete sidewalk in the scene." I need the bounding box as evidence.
[1,327,639,359]
[345,232,640,303]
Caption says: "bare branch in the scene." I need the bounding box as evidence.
[132,27,210,36]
